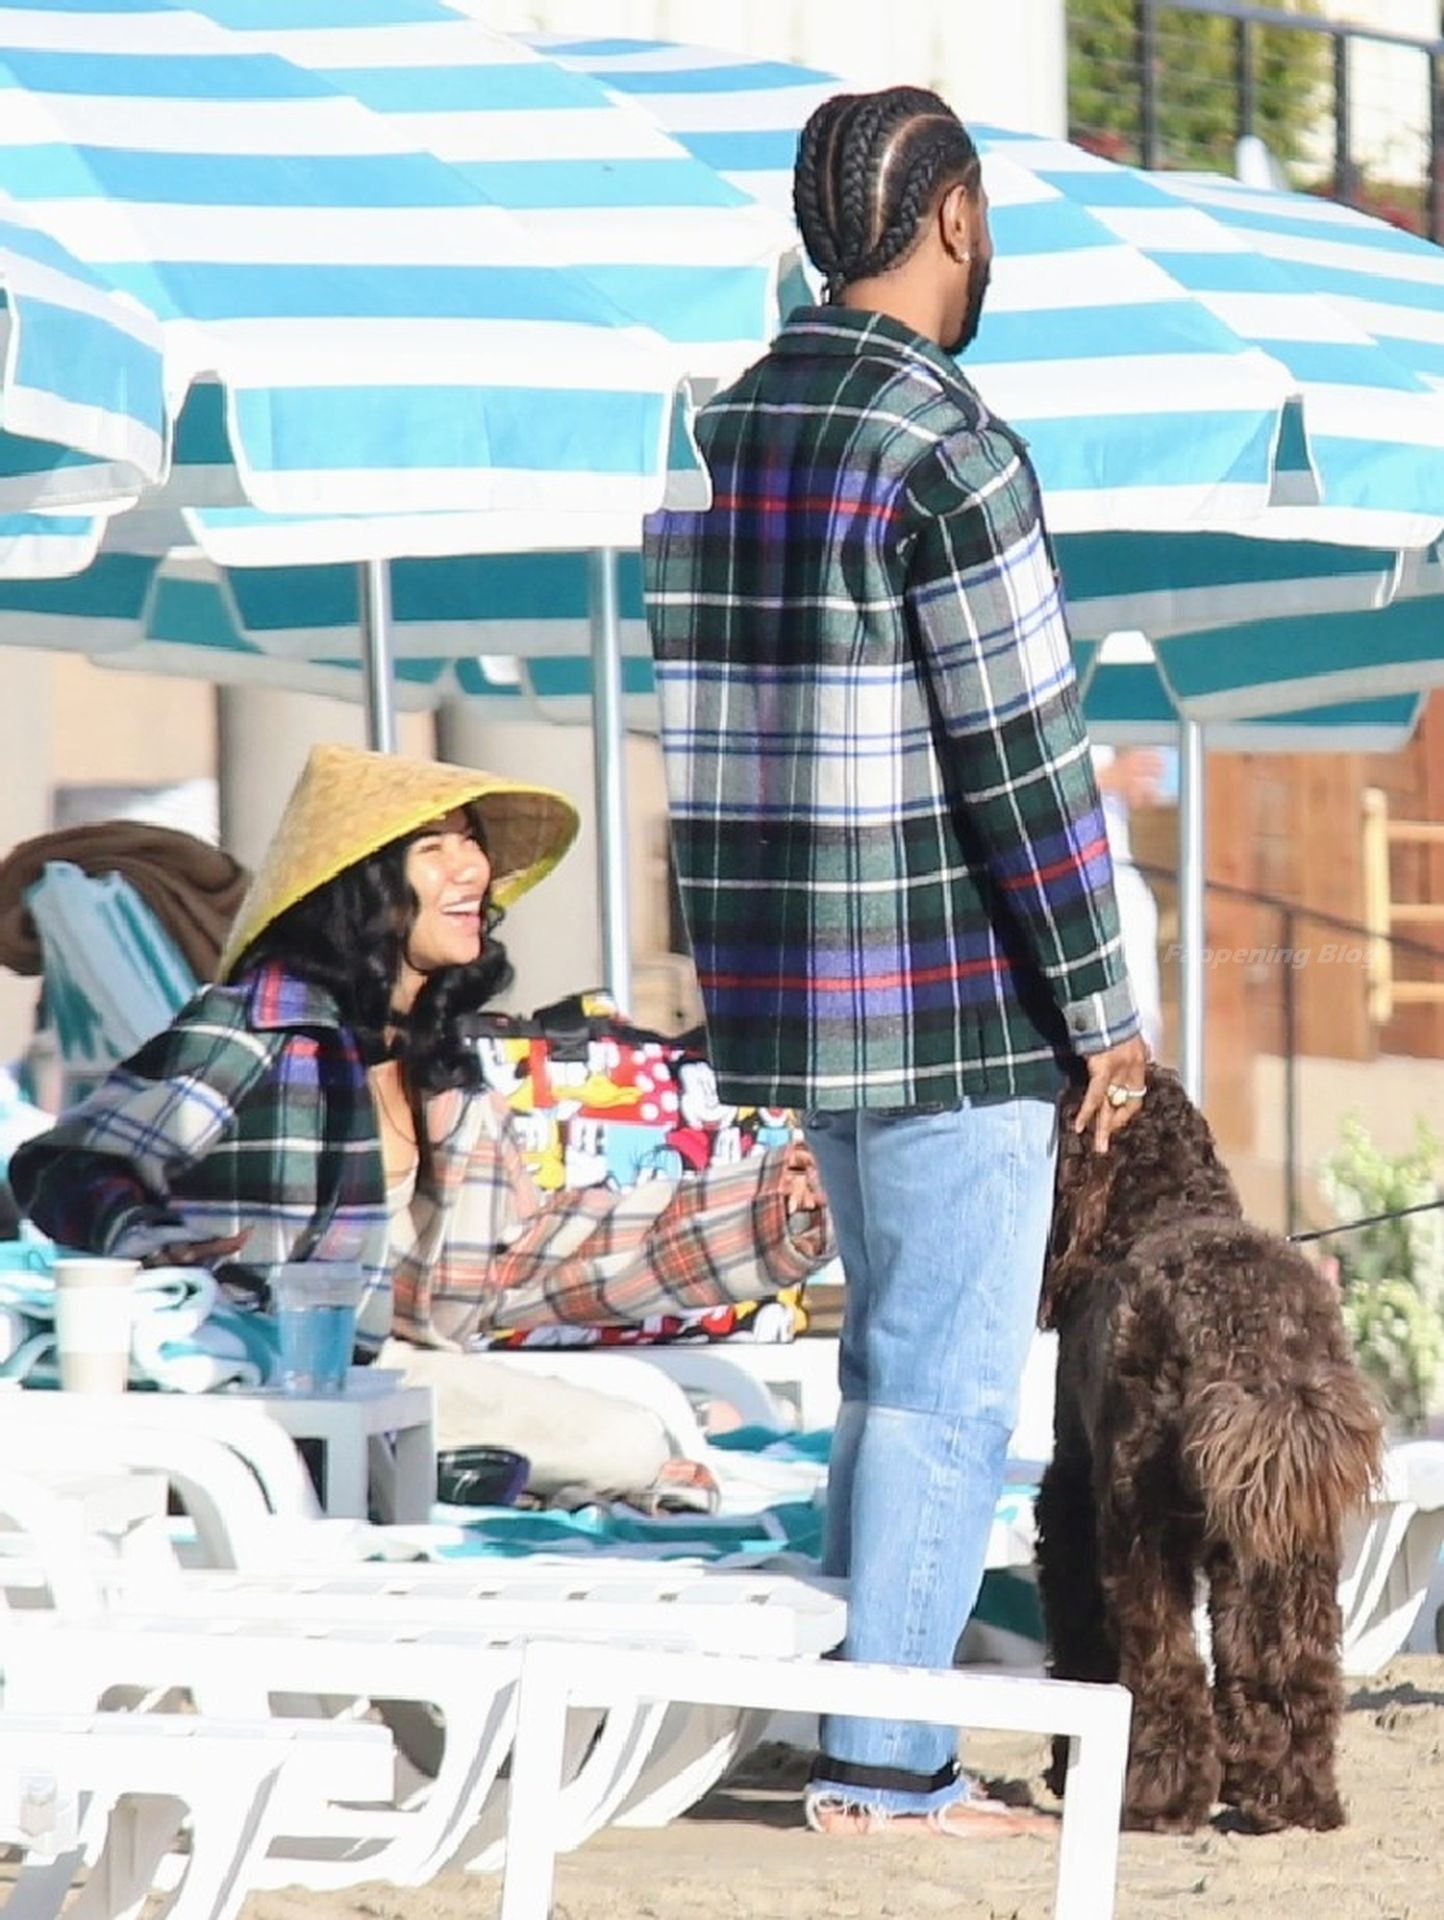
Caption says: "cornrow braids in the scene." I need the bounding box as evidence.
[792,92,855,298]
[793,86,980,300]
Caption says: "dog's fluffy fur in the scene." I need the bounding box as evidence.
[1036,1068,1383,1834]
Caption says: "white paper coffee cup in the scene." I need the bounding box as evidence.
[52,1258,139,1394]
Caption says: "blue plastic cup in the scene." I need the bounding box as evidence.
[270,1263,364,1396]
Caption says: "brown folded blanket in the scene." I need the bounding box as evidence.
[0,821,250,983]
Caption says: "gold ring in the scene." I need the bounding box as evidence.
[1106,1084,1147,1109]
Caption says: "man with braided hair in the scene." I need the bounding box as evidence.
[644,85,1147,1836]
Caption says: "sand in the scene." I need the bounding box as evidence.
[245,1653,1444,1920]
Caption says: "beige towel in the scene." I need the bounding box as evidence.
[376,1340,670,1500]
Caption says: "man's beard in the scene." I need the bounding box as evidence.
[949,258,992,356]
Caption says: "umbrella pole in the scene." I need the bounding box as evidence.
[589,547,632,1011]
[358,558,398,753]
[1178,715,1206,1103]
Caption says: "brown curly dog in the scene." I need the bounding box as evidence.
[1036,1066,1383,1834]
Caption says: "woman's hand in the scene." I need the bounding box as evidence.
[779,1141,824,1216]
[778,1142,828,1258]
[140,1231,249,1271]
[778,1143,829,1255]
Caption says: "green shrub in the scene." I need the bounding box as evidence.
[1317,1116,1444,1432]
[1068,0,1330,175]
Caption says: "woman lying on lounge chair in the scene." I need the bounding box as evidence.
[11,744,831,1497]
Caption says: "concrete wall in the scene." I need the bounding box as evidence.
[1242,1048,1441,1235]
[0,652,56,1065]
[434,708,691,1025]
[0,652,217,1066]
[0,652,440,1070]
[216,688,434,873]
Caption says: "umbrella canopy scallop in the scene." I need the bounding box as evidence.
[0,197,165,507]
[0,0,802,551]
[46,561,1420,757]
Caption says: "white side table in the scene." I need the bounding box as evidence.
[238,1371,435,1522]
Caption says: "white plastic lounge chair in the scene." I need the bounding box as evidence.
[0,1612,530,1891]
[0,1361,1056,1844]
[494,1326,1061,1467]
[0,1577,846,1890]
[0,1709,390,1920]
[26,862,196,1108]
[0,1368,434,1525]
[124,1564,845,1658]
[597,1338,841,1433]
[0,1413,342,1590]
[500,1643,1132,1920]
[589,1337,1441,1682]
[0,1393,844,1846]
[471,1347,763,1462]
[1338,1439,1444,1675]
[0,1448,847,1882]
[0,1461,174,1613]
[106,1561,847,1860]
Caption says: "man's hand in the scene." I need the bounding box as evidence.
[1075,1036,1151,1153]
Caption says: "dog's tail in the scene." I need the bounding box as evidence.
[1185,1370,1383,1566]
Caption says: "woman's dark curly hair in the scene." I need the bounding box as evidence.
[230,802,511,1194]
[793,86,981,301]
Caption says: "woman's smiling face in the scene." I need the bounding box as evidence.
[394,806,491,1007]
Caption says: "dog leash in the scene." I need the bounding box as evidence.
[1288,1197,1444,1244]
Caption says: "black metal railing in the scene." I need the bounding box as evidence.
[1069,0,1444,241]
[1135,860,1444,1231]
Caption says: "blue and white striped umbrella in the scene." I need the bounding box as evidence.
[0,544,652,662]
[94,573,529,713]
[0,200,165,507]
[2,510,1442,725]
[542,34,1444,547]
[18,17,1444,574]
[1076,634,1427,753]
[4,27,1444,720]
[7,554,1422,753]
[1054,531,1401,643]
[11,26,1444,605]
[0,1,802,553]
[66,565,664,726]
[1113,166,1444,547]
[192,0,796,377]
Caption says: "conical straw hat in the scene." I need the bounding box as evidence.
[219,743,578,978]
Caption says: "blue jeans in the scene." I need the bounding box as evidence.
[804,1097,1058,1812]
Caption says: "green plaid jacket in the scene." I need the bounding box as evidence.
[11,966,832,1349]
[644,306,1138,1109]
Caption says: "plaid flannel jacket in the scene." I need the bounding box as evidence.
[10,965,831,1350]
[644,307,1138,1109]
